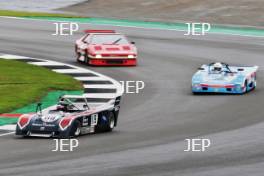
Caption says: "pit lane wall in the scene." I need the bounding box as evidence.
[0,53,124,131]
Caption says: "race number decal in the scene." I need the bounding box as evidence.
[82,116,89,126]
[91,114,98,125]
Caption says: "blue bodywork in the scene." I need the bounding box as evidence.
[192,63,258,94]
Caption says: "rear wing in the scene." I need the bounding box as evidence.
[84,30,116,34]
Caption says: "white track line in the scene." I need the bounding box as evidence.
[0,124,16,131]
[83,84,117,89]
[0,132,15,137]
[30,61,66,66]
[0,54,29,59]
[53,68,92,73]
[75,77,109,81]
[0,54,123,97]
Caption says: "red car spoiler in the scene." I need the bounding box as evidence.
[84,30,116,33]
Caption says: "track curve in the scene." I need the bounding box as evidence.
[0,17,264,176]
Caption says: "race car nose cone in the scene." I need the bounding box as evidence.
[41,113,62,123]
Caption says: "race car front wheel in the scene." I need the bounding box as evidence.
[76,52,81,62]
[71,121,81,137]
[84,53,90,65]
[243,80,248,93]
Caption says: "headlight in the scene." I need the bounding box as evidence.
[128,55,134,59]
[193,83,201,90]
[95,54,102,58]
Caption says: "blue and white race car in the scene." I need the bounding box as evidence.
[16,95,121,138]
[192,62,258,94]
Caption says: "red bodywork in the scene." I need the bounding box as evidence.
[200,84,235,88]
[75,30,137,66]
[17,114,34,129]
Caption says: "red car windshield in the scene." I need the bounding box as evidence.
[90,34,129,45]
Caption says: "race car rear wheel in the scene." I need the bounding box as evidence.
[95,112,116,132]
[106,112,115,132]
[253,74,257,90]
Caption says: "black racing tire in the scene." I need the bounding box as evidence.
[75,45,81,63]
[105,112,115,132]
[84,53,90,65]
[95,112,116,133]
[70,121,81,137]
[244,80,248,94]
[252,74,257,90]
[76,52,82,63]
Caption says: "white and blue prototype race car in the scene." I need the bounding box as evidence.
[192,62,258,94]
[16,95,121,138]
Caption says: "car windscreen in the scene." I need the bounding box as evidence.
[66,98,86,103]
[90,34,129,44]
[209,65,231,74]
[62,98,88,111]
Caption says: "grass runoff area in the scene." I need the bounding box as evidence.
[0,59,82,114]
[0,10,83,18]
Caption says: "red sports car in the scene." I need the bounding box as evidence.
[75,30,137,66]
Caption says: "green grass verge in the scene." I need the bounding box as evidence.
[0,118,18,126]
[0,59,83,114]
[0,10,84,18]
[12,90,83,114]
[0,90,83,126]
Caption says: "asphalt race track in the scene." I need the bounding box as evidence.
[0,17,264,176]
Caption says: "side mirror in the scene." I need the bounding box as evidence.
[131,41,135,44]
[198,67,205,70]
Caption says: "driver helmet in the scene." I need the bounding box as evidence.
[213,62,223,72]
[56,104,65,111]
[57,99,69,111]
